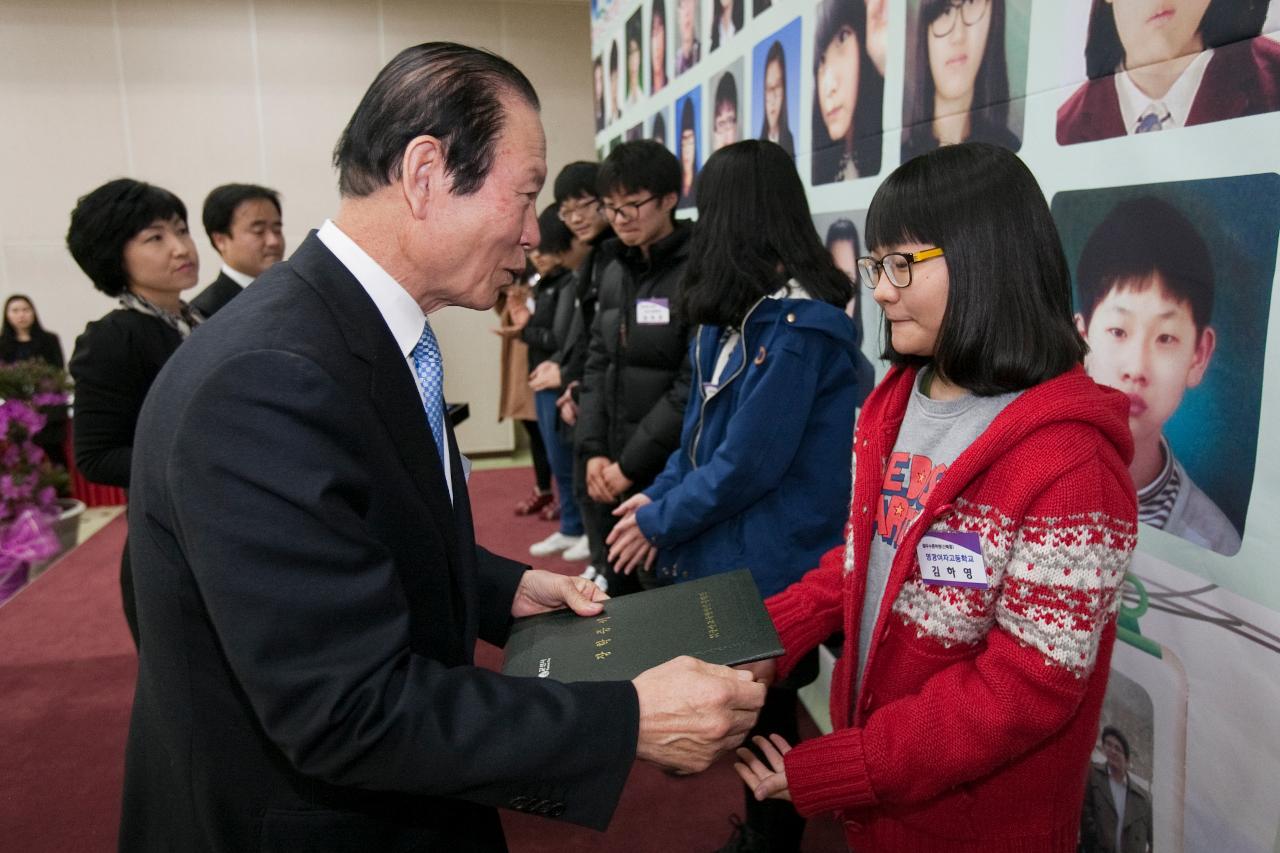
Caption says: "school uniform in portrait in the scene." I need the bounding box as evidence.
[118,233,639,852]
[1057,36,1280,145]
[189,269,245,318]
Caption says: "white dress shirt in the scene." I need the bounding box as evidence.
[1115,48,1214,133]
[316,219,453,500]
[219,263,255,288]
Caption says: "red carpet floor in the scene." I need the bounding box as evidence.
[0,467,844,851]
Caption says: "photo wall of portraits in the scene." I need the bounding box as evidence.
[591,1,1280,849]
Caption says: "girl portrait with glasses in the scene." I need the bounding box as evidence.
[901,0,1023,163]
[733,143,1139,853]
[810,0,885,185]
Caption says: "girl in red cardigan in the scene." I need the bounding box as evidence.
[734,143,1138,853]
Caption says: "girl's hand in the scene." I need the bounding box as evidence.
[733,734,793,802]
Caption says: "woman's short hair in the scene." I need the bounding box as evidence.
[1,294,49,341]
[759,41,791,140]
[1084,0,1267,79]
[683,140,852,327]
[333,42,538,199]
[903,0,1009,153]
[865,142,1085,394]
[66,178,188,298]
[811,0,884,182]
[1075,196,1214,334]
[598,140,682,201]
[535,204,575,256]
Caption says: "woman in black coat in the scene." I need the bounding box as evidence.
[66,179,202,646]
[1,294,68,467]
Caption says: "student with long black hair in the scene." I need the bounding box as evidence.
[1,294,68,468]
[901,0,1020,162]
[733,143,1138,853]
[607,140,873,852]
[811,0,884,184]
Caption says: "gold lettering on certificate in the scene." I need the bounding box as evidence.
[595,638,611,648]
[595,651,611,660]
[698,591,721,640]
[595,627,611,635]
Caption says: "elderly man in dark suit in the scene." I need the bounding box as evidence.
[119,42,765,853]
[191,182,285,317]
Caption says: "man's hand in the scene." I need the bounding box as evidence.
[511,569,607,618]
[607,494,656,575]
[632,656,767,774]
[734,657,777,687]
[506,296,532,329]
[528,360,562,391]
[601,462,632,498]
[586,456,615,503]
[734,734,793,802]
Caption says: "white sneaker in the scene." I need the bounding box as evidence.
[578,564,598,581]
[592,573,609,594]
[562,536,591,561]
[530,531,580,556]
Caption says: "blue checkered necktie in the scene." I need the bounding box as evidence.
[1134,102,1171,133]
[411,318,447,468]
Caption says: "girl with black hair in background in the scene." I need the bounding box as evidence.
[1,294,68,468]
[759,40,796,157]
[625,12,644,107]
[678,96,699,209]
[811,0,884,184]
[606,140,872,852]
[901,0,1021,162]
[711,0,743,52]
[651,0,669,94]
[1057,0,1278,143]
[66,178,203,647]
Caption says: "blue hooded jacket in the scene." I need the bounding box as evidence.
[635,293,874,597]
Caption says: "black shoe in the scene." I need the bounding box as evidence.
[713,815,769,853]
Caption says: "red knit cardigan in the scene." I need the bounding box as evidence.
[766,365,1138,853]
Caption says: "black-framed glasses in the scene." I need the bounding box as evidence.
[599,195,660,223]
[856,247,945,289]
[557,197,599,222]
[928,0,990,39]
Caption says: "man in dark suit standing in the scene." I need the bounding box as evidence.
[120,42,765,853]
[191,183,285,317]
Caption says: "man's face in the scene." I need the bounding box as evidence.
[559,193,607,243]
[415,97,545,311]
[1077,276,1215,448]
[213,198,284,278]
[713,101,738,150]
[764,59,784,132]
[601,188,676,249]
[1109,0,1211,68]
[1102,735,1129,777]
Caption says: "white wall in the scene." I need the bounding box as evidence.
[0,0,595,453]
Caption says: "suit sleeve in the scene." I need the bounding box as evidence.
[170,349,639,829]
[475,545,527,647]
[68,322,142,487]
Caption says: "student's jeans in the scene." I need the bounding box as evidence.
[534,389,583,537]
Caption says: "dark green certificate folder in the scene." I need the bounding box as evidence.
[502,569,784,682]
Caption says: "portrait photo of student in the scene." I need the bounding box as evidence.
[711,0,743,53]
[1057,0,1278,144]
[1054,175,1280,557]
[810,0,885,184]
[1081,671,1156,853]
[608,37,623,123]
[652,0,670,95]
[625,9,645,107]
[710,61,744,153]
[651,107,670,148]
[593,55,606,131]
[626,122,645,141]
[753,18,802,159]
[900,0,1029,163]
[675,0,702,76]
[676,87,702,209]
[812,210,871,352]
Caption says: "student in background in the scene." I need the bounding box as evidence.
[901,0,1021,162]
[1,294,68,467]
[1057,0,1277,144]
[759,40,796,158]
[66,178,203,646]
[606,140,872,853]
[1074,195,1240,555]
[577,141,692,596]
[811,0,884,184]
[733,143,1138,853]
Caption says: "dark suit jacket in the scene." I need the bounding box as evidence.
[68,309,182,487]
[119,234,639,853]
[190,270,245,318]
[1079,764,1153,853]
[1057,36,1280,144]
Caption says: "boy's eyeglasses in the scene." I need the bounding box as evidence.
[599,196,660,223]
[929,0,990,39]
[557,197,599,222]
[856,247,945,289]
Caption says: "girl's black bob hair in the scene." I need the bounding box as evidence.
[864,142,1086,395]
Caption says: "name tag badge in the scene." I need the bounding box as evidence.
[636,298,670,325]
[915,531,988,589]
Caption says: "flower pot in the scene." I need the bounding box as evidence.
[26,498,85,582]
